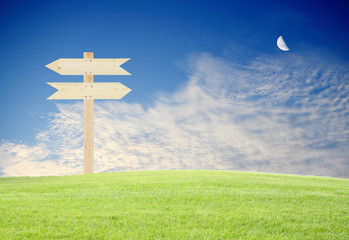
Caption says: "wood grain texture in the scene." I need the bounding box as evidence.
[84,52,94,174]
[45,58,131,75]
[84,98,94,174]
[84,75,94,83]
[84,52,94,59]
[46,82,131,99]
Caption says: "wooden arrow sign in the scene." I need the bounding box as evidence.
[47,82,131,99]
[46,58,131,75]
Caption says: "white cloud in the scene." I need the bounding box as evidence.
[1,51,348,178]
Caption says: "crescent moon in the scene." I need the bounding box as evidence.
[277,36,290,51]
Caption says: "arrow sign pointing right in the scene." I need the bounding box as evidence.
[47,82,131,99]
[46,58,131,75]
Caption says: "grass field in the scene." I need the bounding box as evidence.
[0,170,348,239]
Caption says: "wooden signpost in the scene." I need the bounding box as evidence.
[46,52,131,174]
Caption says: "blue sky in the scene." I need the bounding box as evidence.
[0,0,348,177]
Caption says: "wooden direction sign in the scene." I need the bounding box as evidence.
[46,58,131,75]
[47,82,131,99]
[46,52,131,174]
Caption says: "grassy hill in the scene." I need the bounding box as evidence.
[0,170,348,239]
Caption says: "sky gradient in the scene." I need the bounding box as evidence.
[0,0,348,177]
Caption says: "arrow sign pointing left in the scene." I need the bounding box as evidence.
[47,82,131,99]
[46,58,131,75]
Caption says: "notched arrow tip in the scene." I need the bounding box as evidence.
[47,91,58,100]
[118,58,132,75]
[46,82,59,90]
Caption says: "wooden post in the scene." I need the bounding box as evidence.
[83,52,94,174]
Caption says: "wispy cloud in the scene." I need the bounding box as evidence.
[1,51,348,178]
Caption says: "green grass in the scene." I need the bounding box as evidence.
[0,170,348,239]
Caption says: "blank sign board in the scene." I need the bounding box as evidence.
[47,82,131,99]
[46,58,131,75]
